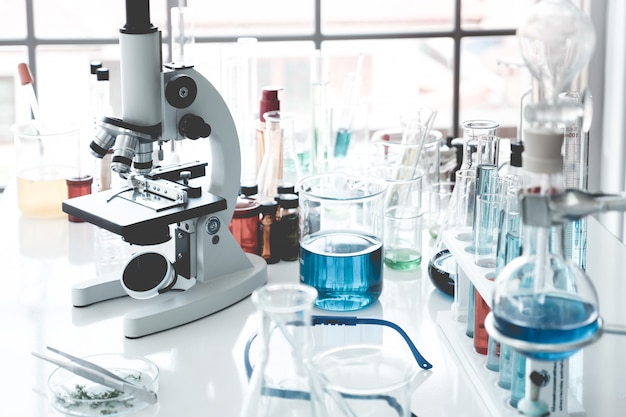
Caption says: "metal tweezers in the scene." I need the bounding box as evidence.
[32,346,158,405]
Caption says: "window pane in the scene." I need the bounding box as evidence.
[187,0,315,37]
[461,0,536,30]
[324,39,454,133]
[0,0,26,39]
[459,36,529,134]
[322,0,455,34]
[34,0,168,39]
[35,45,122,122]
[0,47,28,142]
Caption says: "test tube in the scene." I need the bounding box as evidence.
[310,50,332,174]
[171,6,195,64]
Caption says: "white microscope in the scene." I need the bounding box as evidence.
[63,0,267,338]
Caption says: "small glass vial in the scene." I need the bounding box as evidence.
[66,176,93,222]
[230,184,261,254]
[275,193,300,261]
[257,200,280,264]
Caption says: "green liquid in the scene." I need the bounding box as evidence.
[384,248,422,271]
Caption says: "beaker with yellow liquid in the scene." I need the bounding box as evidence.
[12,121,81,218]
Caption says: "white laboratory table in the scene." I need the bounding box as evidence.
[1,182,625,417]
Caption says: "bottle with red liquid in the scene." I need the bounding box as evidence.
[229,184,261,254]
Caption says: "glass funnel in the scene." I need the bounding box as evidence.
[487,155,601,361]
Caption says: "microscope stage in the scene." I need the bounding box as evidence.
[63,187,227,245]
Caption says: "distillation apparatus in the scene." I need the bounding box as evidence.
[63,0,267,338]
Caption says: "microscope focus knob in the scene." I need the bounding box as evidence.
[165,74,197,108]
[179,114,212,140]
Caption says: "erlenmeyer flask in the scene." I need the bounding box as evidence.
[427,120,497,297]
[488,129,601,361]
[240,283,326,417]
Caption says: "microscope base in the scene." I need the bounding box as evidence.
[124,254,267,338]
[72,253,268,338]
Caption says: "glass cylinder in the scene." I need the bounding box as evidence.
[310,50,332,174]
[220,37,258,184]
[297,173,387,311]
[460,120,499,170]
[265,111,302,188]
[240,283,323,417]
[257,111,286,202]
[170,6,195,65]
[13,120,81,218]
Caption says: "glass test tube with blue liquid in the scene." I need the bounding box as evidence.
[297,173,387,312]
[333,55,363,158]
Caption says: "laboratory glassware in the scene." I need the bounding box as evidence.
[13,121,82,218]
[378,167,424,271]
[66,176,93,222]
[221,38,258,185]
[257,200,280,264]
[230,184,261,254]
[171,5,195,65]
[313,345,418,417]
[257,110,286,201]
[310,50,332,174]
[240,283,326,417]
[426,120,497,298]
[297,173,387,311]
[268,111,302,188]
[276,193,300,262]
[560,91,588,270]
[333,54,364,158]
[488,131,601,361]
[426,169,474,297]
[428,181,453,240]
[255,87,281,175]
[487,0,601,362]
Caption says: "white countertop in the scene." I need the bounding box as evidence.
[1,183,625,417]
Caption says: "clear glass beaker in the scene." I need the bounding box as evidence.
[240,283,324,417]
[460,120,499,170]
[313,345,418,417]
[297,173,387,311]
[13,120,81,218]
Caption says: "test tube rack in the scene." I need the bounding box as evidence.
[437,228,586,417]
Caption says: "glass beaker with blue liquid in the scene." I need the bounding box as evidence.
[297,173,387,311]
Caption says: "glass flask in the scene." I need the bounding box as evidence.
[490,130,601,361]
[240,283,326,417]
[427,120,497,298]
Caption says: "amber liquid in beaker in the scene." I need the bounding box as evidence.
[17,174,67,218]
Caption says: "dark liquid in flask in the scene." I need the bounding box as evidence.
[427,249,456,297]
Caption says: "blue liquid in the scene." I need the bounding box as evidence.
[498,344,513,389]
[300,231,383,311]
[493,293,600,361]
[333,128,351,157]
[509,350,526,407]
